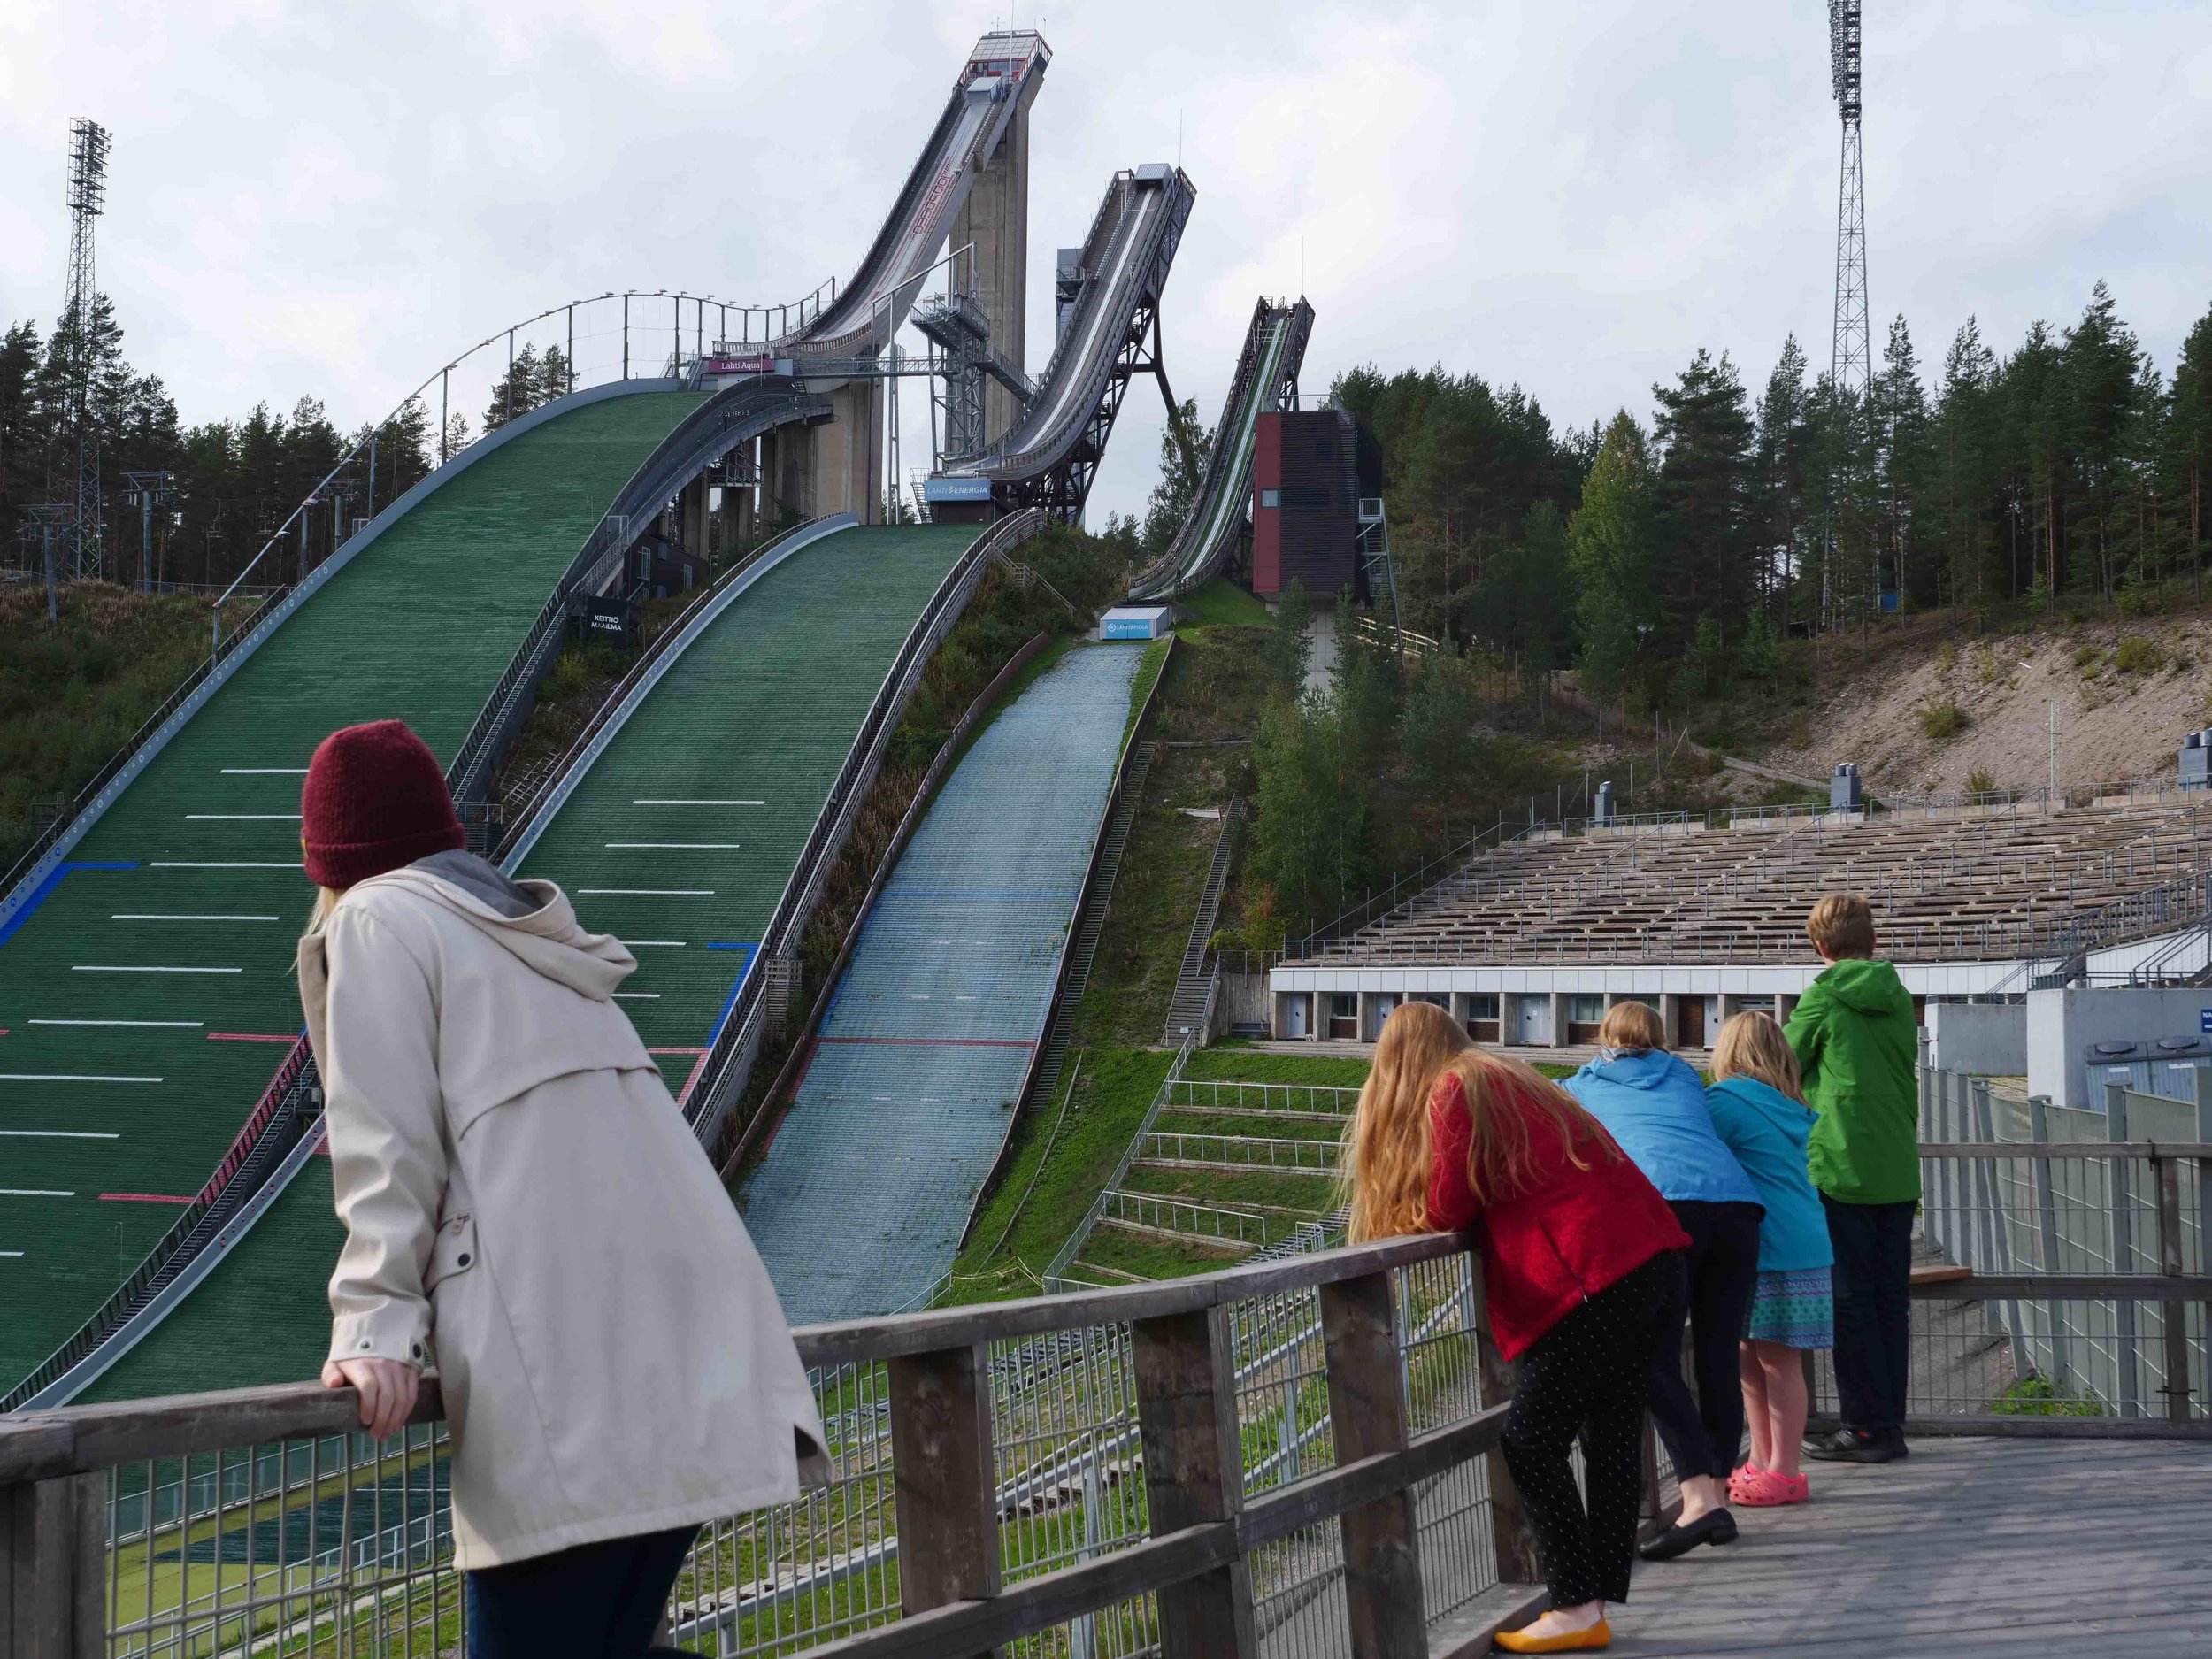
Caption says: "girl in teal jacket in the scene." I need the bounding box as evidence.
[1707,1013,1833,1508]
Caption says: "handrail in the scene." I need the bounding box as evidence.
[447,383,833,804]
[681,511,1049,1148]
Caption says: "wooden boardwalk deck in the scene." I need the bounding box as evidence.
[1603,1437,2212,1655]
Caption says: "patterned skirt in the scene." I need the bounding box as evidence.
[1743,1266,1834,1348]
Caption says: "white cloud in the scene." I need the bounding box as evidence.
[0,0,2205,516]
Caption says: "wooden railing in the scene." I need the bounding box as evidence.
[0,1233,1559,1659]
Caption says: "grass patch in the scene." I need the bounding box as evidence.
[1079,1225,1248,1282]
[1187,1049,1369,1086]
[1120,1165,1339,1211]
[2112,634,2166,675]
[941,1046,1175,1303]
[1179,579,1271,629]
[1990,1374,2107,1417]
[0,582,267,870]
[1916,699,1970,741]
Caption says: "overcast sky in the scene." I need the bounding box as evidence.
[4,1,2208,520]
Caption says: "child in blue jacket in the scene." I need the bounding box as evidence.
[1707,1012,1835,1506]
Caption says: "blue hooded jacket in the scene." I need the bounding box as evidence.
[1563,1048,1762,1209]
[1703,1075,1834,1273]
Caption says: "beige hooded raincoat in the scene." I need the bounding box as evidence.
[299,853,826,1568]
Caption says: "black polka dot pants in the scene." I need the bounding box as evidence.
[1499,1256,1672,1608]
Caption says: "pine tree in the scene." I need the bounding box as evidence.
[1874,315,1932,606]
[485,346,542,432]
[1141,397,1210,553]
[1263,578,1310,693]
[537,346,575,405]
[2168,305,2212,602]
[1651,349,1755,650]
[1567,411,1658,703]
[1751,336,1811,618]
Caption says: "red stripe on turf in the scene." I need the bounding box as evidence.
[207,1033,298,1042]
[101,1193,195,1204]
[817,1036,1035,1048]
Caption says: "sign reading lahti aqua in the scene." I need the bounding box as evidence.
[703,355,779,375]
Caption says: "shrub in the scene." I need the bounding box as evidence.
[1973,651,2002,686]
[2113,634,2165,675]
[1918,700,1970,741]
[1933,641,1956,672]
[2072,643,2101,672]
[1965,767,1996,796]
[1991,1374,2105,1418]
[1786,718,1812,748]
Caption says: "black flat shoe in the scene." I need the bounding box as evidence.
[1804,1428,1896,1464]
[1639,1507,1738,1562]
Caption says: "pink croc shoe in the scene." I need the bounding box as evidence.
[1726,1463,1766,1505]
[1732,1468,1810,1507]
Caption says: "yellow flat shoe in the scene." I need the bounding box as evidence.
[1493,1617,1611,1653]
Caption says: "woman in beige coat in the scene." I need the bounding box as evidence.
[301,719,825,1658]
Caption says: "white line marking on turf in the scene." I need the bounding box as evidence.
[605,842,741,849]
[0,1251,22,1257]
[0,1074,162,1084]
[0,1130,119,1139]
[580,888,715,895]
[1,1190,74,1198]
[112,914,280,922]
[220,767,308,773]
[185,814,302,820]
[73,966,242,974]
[627,941,686,948]
[612,993,660,999]
[150,861,303,868]
[631,800,764,806]
[30,1018,203,1027]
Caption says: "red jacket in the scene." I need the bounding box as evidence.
[1427,1068,1688,1362]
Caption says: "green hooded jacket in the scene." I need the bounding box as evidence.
[1784,958,1921,1206]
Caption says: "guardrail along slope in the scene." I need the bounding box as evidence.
[737,641,1148,1323]
[0,387,702,1397]
[67,522,980,1399]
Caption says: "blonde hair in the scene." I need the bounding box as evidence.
[304,886,345,936]
[1343,1001,1619,1242]
[1806,893,1875,959]
[1711,1011,1803,1102]
[1596,1000,1664,1051]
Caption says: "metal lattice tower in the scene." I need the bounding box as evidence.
[1828,2,1870,397]
[64,119,111,580]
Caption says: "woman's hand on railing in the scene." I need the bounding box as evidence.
[322,1356,419,1440]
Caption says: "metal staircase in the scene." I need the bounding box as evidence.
[1162,796,1244,1045]
[1026,741,1156,1116]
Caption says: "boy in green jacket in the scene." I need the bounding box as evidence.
[1786,894,1920,1464]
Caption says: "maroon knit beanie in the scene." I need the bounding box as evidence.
[301,719,465,889]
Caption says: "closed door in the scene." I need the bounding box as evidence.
[1286,995,1310,1039]
[1678,997,1705,1048]
[1517,996,1548,1044]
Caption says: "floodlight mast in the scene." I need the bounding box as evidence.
[64,119,111,581]
[1828,2,1870,397]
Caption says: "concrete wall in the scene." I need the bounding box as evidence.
[951,95,1031,445]
[803,381,882,523]
[1217,968,1270,1035]
[2025,986,2212,1111]
[1926,1002,2028,1077]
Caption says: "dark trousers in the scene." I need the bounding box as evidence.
[1647,1200,1762,1484]
[1825,1194,1916,1432]
[466,1526,697,1659]
[1501,1256,1672,1608]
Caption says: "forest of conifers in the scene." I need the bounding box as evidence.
[1342,281,2212,709]
[0,296,568,588]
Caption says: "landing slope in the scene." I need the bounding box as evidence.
[76,521,977,1399]
[740,641,1145,1321]
[0,388,701,1394]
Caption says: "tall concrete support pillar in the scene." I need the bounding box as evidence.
[806,382,883,524]
[765,425,816,523]
[952,86,1034,444]
[680,475,709,557]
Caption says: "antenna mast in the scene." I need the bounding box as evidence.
[64,119,112,581]
[1828,3,1870,396]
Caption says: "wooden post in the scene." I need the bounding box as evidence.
[2,1472,105,1659]
[2154,1155,2193,1422]
[2028,1094,2072,1392]
[1466,1262,1540,1587]
[1319,1271,1425,1658]
[1131,1307,1255,1659]
[887,1343,999,1655]
[2107,1084,2142,1418]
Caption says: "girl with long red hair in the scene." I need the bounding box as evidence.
[1345,1002,1688,1654]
